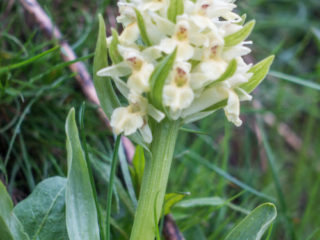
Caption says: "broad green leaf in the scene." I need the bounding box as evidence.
[0,181,29,240]
[65,108,100,240]
[109,29,123,64]
[224,203,277,240]
[93,15,120,119]
[224,20,255,48]
[207,59,238,88]
[0,217,14,240]
[14,177,68,240]
[135,9,152,46]
[163,192,189,215]
[240,55,275,93]
[149,48,177,110]
[167,0,184,23]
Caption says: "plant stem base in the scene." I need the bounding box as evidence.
[130,119,180,240]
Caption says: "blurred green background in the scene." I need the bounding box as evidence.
[1,0,320,239]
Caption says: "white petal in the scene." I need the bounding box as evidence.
[110,107,144,135]
[177,42,194,60]
[139,124,152,143]
[224,89,242,127]
[157,38,177,54]
[182,85,228,117]
[163,84,194,112]
[97,62,131,77]
[222,45,251,60]
[119,23,140,45]
[183,110,216,124]
[149,12,175,36]
[113,76,130,98]
[235,88,252,101]
[147,105,165,122]
[190,72,211,90]
[142,46,163,61]
[198,59,228,81]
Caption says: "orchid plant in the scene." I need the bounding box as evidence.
[0,0,277,240]
[92,0,276,239]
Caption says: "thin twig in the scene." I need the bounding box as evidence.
[19,0,183,239]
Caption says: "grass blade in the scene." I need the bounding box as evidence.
[106,134,122,240]
[0,46,59,75]
[269,71,320,91]
[187,151,275,202]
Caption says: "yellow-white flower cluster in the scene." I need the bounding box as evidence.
[98,0,256,142]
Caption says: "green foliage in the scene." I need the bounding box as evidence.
[224,203,277,240]
[130,145,145,196]
[0,46,59,75]
[106,134,122,240]
[65,108,100,240]
[93,15,120,119]
[163,192,189,215]
[167,0,184,23]
[207,59,238,87]
[1,0,320,239]
[240,55,275,93]
[149,48,177,110]
[224,20,255,48]
[0,181,29,240]
[109,29,123,64]
[135,9,152,46]
[14,177,68,240]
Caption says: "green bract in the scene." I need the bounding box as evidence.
[224,20,256,48]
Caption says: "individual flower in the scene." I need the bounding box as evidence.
[97,46,154,94]
[110,93,147,136]
[110,93,164,143]
[157,17,195,60]
[163,61,194,119]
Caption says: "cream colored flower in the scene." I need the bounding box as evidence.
[140,0,169,12]
[163,62,194,119]
[117,2,137,26]
[157,18,194,60]
[110,93,146,135]
[98,46,154,94]
[190,45,228,89]
[100,0,267,135]
[224,89,242,126]
[111,107,144,135]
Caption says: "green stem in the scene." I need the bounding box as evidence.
[130,119,180,240]
[106,134,122,240]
